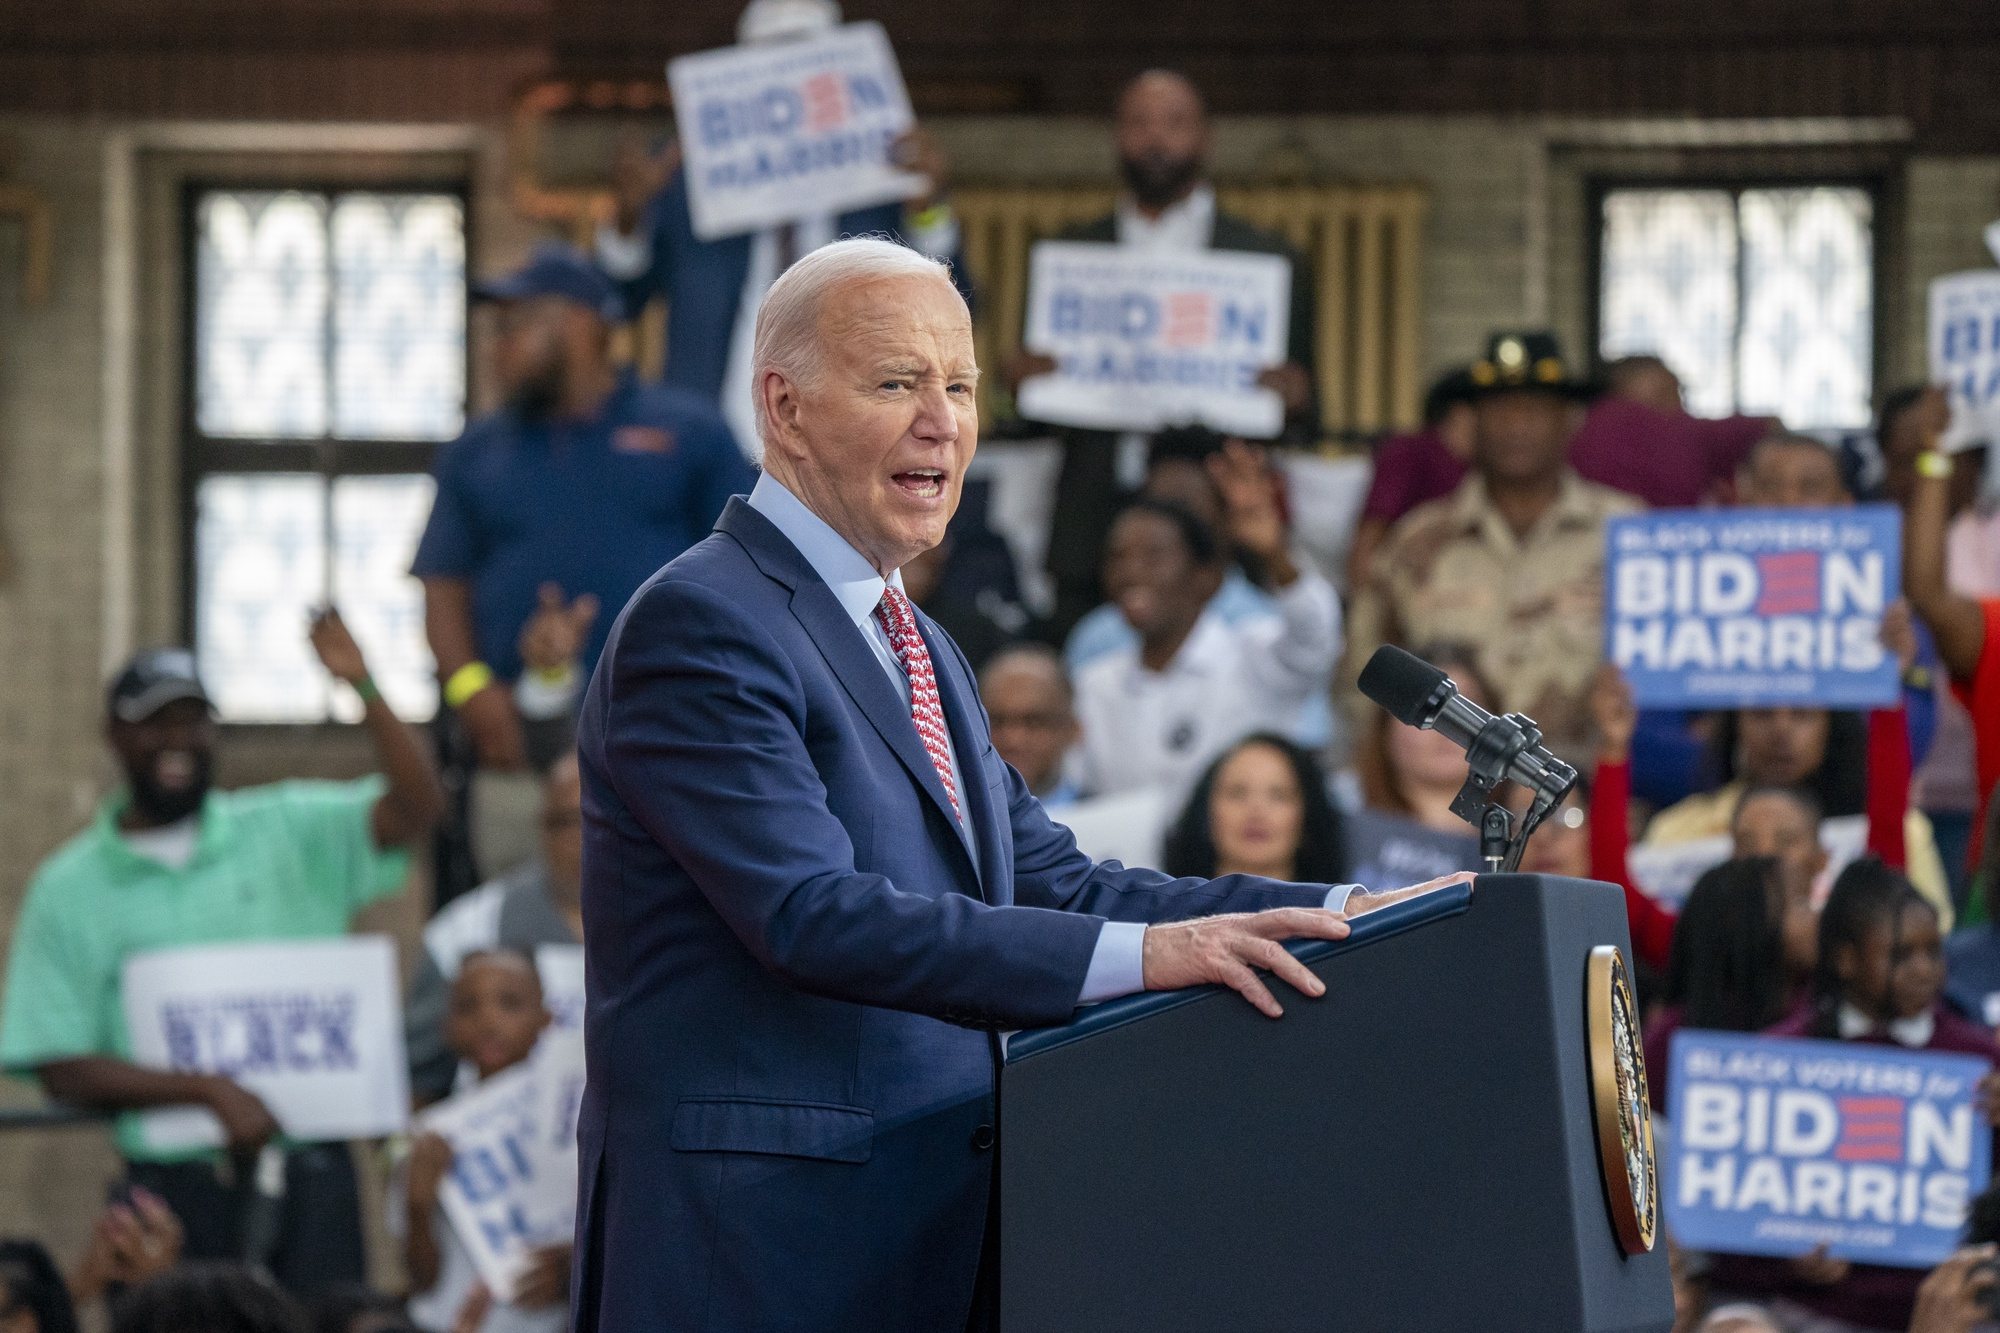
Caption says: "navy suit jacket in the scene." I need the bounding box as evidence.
[571,498,1329,1332]
[610,170,976,405]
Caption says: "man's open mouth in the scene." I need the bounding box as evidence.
[892,469,946,499]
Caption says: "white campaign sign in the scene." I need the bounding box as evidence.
[1017,242,1292,438]
[668,21,924,240]
[1927,270,2000,451]
[419,1035,582,1300]
[122,936,410,1153]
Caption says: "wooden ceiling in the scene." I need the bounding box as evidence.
[0,0,1995,148]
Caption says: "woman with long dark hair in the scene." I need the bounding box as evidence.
[1162,733,1347,885]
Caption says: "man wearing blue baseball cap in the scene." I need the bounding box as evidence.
[412,242,756,877]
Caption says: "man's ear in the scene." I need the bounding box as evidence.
[759,368,807,462]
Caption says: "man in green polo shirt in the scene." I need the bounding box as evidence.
[0,610,443,1296]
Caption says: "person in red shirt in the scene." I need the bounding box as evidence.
[1568,354,1775,508]
[1904,425,1999,871]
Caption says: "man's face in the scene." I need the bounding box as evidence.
[1733,791,1827,903]
[1114,72,1209,211]
[1737,708,1829,788]
[763,274,979,575]
[1103,510,1219,640]
[1614,364,1683,417]
[107,697,216,824]
[1737,441,1848,508]
[445,954,550,1081]
[1472,391,1577,485]
[493,296,596,419]
[981,660,1078,796]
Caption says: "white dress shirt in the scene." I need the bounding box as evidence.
[1073,568,1343,801]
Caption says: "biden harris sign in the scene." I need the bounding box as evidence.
[1016,242,1293,438]
[1666,1032,1990,1268]
[1605,505,1901,710]
[668,22,924,241]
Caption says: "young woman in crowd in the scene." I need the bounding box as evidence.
[1162,733,1348,885]
[1625,604,1955,923]
[1707,859,2000,1332]
[1357,642,1500,835]
[1642,858,1814,1112]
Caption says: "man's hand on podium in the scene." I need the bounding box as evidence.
[1142,872,1476,1018]
[1342,871,1477,921]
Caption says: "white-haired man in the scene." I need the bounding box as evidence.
[570,238,1467,1332]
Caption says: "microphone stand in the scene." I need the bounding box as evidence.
[1444,712,1568,874]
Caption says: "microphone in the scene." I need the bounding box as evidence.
[1357,645,1578,813]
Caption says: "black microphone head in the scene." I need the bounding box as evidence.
[1357,645,1451,727]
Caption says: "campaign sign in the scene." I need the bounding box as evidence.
[668,21,923,240]
[419,1038,581,1301]
[1928,270,2000,451]
[123,937,410,1153]
[1605,505,1901,709]
[1016,242,1292,438]
[1344,809,1480,893]
[1667,1031,1991,1268]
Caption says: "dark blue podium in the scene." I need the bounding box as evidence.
[998,875,1673,1332]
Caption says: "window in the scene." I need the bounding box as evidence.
[187,187,466,722]
[1596,185,1874,431]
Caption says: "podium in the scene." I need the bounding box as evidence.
[998,875,1673,1333]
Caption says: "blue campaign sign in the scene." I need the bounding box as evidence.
[1666,1031,1991,1269]
[1605,505,1902,709]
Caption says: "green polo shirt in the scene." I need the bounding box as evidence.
[0,777,410,1161]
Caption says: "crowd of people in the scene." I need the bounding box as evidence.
[0,6,1997,1328]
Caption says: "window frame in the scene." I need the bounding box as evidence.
[177,178,473,727]
[1583,170,1891,428]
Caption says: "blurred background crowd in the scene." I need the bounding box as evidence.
[1,0,1999,1329]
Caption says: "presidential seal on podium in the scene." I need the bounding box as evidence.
[1587,944,1657,1255]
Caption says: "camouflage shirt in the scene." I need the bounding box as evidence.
[1342,471,1641,759]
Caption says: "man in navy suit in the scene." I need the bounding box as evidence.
[572,237,1468,1332]
[594,0,970,457]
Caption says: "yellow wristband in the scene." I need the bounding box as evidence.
[1915,450,1953,480]
[443,661,495,710]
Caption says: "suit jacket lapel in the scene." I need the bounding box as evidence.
[715,501,979,878]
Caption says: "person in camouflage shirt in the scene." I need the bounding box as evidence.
[1343,331,1640,761]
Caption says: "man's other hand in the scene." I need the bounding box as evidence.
[1342,870,1478,920]
[1142,908,1350,1018]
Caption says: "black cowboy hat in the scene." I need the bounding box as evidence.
[1466,330,1598,400]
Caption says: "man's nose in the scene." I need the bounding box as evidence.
[910,384,959,442]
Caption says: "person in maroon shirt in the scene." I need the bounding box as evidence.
[1347,368,1478,587]
[1707,859,2000,1332]
[1570,355,1776,509]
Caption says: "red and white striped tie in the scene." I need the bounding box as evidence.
[873,587,961,822]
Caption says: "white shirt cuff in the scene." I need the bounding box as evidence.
[1325,884,1356,912]
[593,222,652,280]
[1077,921,1147,1005]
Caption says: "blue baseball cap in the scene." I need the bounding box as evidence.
[473,243,620,320]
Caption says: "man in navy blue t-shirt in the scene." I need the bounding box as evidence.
[413,244,756,873]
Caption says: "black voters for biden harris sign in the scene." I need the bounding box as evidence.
[1605,505,1902,710]
[1666,1032,1990,1269]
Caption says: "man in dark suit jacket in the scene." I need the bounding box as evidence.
[571,237,1460,1332]
[1010,69,1320,637]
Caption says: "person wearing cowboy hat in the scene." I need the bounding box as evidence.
[1342,330,1641,763]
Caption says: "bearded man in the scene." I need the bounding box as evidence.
[1007,69,1321,635]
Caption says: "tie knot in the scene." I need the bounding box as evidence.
[875,586,915,630]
